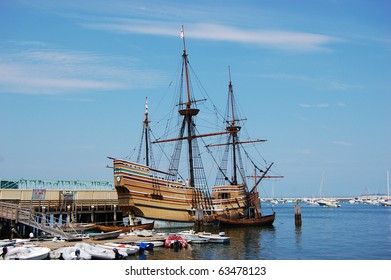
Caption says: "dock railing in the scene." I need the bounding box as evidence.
[0,201,81,240]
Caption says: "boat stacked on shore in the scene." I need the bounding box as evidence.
[1,227,233,259]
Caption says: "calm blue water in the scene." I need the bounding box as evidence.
[128,203,391,260]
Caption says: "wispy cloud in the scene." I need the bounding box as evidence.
[333,141,352,146]
[299,103,329,108]
[16,1,339,53]
[0,41,166,95]
[259,73,361,92]
[85,20,337,52]
[337,102,347,107]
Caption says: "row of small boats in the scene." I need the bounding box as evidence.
[1,240,161,260]
[1,228,231,259]
[163,230,230,250]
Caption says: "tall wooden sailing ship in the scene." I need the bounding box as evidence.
[110,27,280,228]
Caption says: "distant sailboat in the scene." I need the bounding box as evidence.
[380,171,391,207]
[317,171,340,208]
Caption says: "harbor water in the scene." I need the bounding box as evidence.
[129,202,391,260]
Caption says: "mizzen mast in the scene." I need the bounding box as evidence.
[227,66,240,185]
[144,97,150,167]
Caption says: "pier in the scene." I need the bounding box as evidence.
[0,179,120,239]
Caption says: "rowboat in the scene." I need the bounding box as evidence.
[216,213,275,227]
[198,232,230,244]
[89,230,122,241]
[93,221,154,233]
[177,230,209,244]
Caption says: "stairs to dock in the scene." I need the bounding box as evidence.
[0,201,81,240]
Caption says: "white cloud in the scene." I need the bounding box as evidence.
[333,141,352,146]
[0,41,166,95]
[337,102,347,107]
[85,20,337,51]
[299,103,329,108]
[259,73,360,92]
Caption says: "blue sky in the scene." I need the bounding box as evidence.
[0,0,390,197]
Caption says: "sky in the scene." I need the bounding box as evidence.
[0,0,390,198]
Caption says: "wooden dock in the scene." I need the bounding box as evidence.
[0,189,122,239]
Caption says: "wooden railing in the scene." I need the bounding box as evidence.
[1,199,119,214]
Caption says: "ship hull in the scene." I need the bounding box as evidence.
[113,159,248,228]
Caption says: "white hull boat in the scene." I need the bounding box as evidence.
[62,246,92,260]
[3,246,50,260]
[317,199,341,208]
[380,200,391,207]
[75,242,118,260]
[177,230,209,244]
[198,232,230,244]
[96,243,136,256]
[132,240,164,247]
[103,242,139,255]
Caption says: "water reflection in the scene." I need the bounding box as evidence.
[295,226,302,250]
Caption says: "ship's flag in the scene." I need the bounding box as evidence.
[181,26,184,39]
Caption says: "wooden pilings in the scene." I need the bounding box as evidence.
[294,201,302,227]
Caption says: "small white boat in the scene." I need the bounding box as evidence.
[198,232,230,244]
[50,247,66,260]
[177,230,209,244]
[132,240,164,248]
[137,229,153,237]
[62,246,92,260]
[2,246,50,260]
[317,199,341,208]
[380,171,390,206]
[75,242,118,260]
[103,242,139,255]
[306,199,319,206]
[380,200,391,207]
[0,240,15,247]
[96,243,136,256]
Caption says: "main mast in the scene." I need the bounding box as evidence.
[152,26,229,212]
[178,26,199,191]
